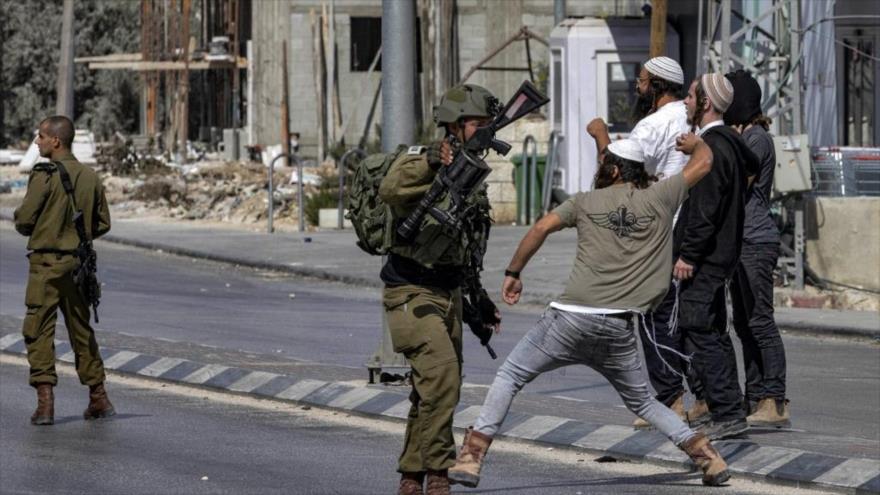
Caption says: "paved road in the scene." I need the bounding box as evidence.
[0,228,877,460]
[0,358,838,495]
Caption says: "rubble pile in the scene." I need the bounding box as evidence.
[106,160,307,226]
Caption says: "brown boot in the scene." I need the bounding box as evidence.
[687,399,711,427]
[425,470,449,495]
[398,472,424,495]
[30,384,54,425]
[83,383,116,420]
[680,433,730,486]
[634,393,686,429]
[747,398,791,428]
[449,427,493,488]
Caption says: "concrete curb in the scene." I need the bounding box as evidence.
[100,234,384,289]
[2,334,877,494]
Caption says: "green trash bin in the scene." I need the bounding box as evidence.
[510,154,546,225]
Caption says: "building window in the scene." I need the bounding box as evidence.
[842,35,875,146]
[350,16,422,72]
[606,62,640,133]
[551,49,563,131]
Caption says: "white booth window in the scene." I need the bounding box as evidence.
[552,49,563,131]
[606,62,639,133]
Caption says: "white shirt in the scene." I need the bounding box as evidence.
[549,302,628,315]
[628,100,690,180]
[697,119,724,136]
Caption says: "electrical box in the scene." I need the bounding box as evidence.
[772,134,812,195]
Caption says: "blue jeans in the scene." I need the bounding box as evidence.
[474,308,696,446]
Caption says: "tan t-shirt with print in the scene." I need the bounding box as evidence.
[552,173,688,312]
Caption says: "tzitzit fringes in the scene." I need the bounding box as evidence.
[639,312,692,379]
[666,279,681,336]
[724,278,734,334]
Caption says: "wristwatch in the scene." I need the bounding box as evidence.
[504,269,520,279]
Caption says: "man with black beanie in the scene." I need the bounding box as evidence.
[724,70,790,428]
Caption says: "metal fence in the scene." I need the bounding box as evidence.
[811,147,880,196]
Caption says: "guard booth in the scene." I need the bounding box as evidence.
[549,18,680,194]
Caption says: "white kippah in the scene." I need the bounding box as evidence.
[644,56,685,85]
[607,139,645,164]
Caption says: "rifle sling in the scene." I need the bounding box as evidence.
[53,161,89,245]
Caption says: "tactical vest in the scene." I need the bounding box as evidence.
[389,183,490,269]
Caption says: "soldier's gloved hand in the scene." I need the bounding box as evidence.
[476,290,502,334]
[427,139,455,170]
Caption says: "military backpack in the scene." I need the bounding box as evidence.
[346,145,407,255]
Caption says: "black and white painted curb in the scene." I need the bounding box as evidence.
[1,333,877,494]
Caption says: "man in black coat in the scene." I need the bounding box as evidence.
[674,73,759,440]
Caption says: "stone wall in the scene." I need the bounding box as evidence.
[805,196,880,291]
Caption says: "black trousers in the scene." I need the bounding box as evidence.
[679,266,746,422]
[639,281,703,405]
[731,243,787,402]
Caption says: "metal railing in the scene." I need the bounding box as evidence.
[267,153,305,234]
[518,135,539,225]
[542,131,562,216]
[812,147,880,197]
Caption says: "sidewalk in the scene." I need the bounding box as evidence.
[19,213,875,339]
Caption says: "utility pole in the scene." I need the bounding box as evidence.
[649,0,667,58]
[366,0,418,383]
[56,0,75,119]
[381,0,416,152]
[554,0,566,26]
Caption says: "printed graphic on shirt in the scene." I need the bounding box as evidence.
[587,205,655,238]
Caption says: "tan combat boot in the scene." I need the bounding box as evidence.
[397,472,424,495]
[747,398,791,428]
[634,393,686,429]
[31,384,54,425]
[425,470,449,495]
[83,383,116,420]
[681,433,730,486]
[449,427,493,488]
[687,399,711,427]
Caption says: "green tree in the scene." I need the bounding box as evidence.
[0,0,140,147]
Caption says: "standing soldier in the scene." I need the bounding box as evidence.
[379,85,502,495]
[14,115,115,426]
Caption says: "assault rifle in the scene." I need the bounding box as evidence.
[55,162,102,323]
[395,80,550,242]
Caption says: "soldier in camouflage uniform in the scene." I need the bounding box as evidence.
[14,116,115,426]
[380,85,501,495]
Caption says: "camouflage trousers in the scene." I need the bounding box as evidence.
[383,284,463,473]
[22,252,106,388]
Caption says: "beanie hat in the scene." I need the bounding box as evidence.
[701,73,735,113]
[607,139,645,164]
[723,69,762,126]
[644,56,685,85]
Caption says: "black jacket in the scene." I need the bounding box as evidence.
[674,124,759,276]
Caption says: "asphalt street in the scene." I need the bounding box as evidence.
[0,358,841,495]
[0,227,878,459]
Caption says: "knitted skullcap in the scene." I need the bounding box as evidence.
[701,73,735,113]
[607,139,645,164]
[643,56,684,85]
